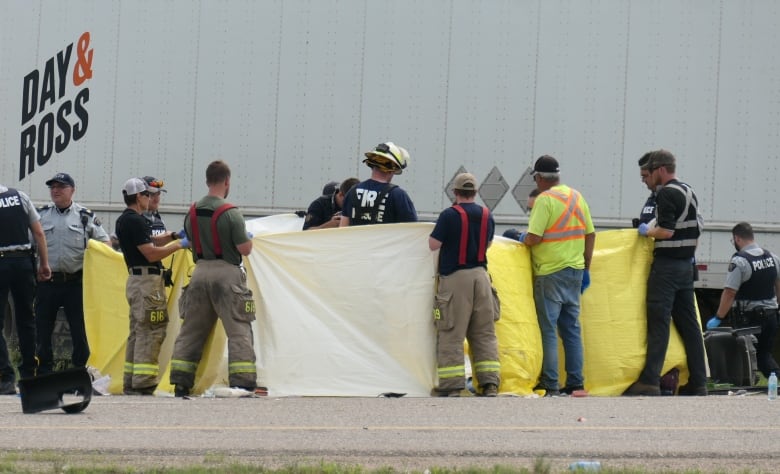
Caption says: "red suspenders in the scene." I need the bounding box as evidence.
[188,202,237,259]
[452,205,489,266]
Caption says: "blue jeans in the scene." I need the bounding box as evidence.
[533,267,584,390]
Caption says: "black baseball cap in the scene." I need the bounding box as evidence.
[531,155,560,175]
[45,173,75,187]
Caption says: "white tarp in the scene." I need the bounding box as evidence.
[246,220,437,397]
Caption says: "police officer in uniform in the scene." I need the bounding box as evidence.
[303,177,359,230]
[115,178,188,395]
[340,142,417,226]
[142,176,168,236]
[429,173,500,397]
[35,173,110,375]
[170,160,256,397]
[707,222,780,377]
[625,150,708,396]
[0,182,50,394]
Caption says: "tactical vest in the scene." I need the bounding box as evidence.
[653,181,701,259]
[349,183,397,225]
[0,188,30,248]
[735,249,778,301]
[638,193,656,225]
[145,211,167,236]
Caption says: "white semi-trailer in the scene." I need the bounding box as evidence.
[2,0,780,319]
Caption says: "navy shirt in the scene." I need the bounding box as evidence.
[303,193,338,230]
[341,179,417,225]
[431,202,495,276]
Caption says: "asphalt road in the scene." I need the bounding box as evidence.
[1,391,779,472]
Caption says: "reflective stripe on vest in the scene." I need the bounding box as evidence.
[452,204,489,266]
[540,188,587,242]
[654,182,701,249]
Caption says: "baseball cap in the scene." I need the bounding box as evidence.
[452,172,478,191]
[142,176,165,193]
[321,181,339,196]
[123,178,148,196]
[531,155,560,175]
[45,173,75,187]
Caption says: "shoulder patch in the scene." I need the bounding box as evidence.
[78,207,95,217]
[36,204,52,212]
[728,262,736,272]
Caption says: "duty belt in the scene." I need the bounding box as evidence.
[48,271,83,283]
[128,266,162,276]
[731,307,780,327]
[0,249,33,258]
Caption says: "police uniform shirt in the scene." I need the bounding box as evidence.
[725,242,780,311]
[39,202,110,273]
[115,208,158,268]
[430,202,495,276]
[303,193,338,230]
[143,211,167,236]
[341,179,418,225]
[0,185,39,251]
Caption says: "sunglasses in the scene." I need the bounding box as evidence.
[147,179,164,188]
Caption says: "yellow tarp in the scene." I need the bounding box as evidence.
[83,220,696,396]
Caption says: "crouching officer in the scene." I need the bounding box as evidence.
[170,160,257,397]
[115,178,188,395]
[36,173,111,375]
[707,222,780,378]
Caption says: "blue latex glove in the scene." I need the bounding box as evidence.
[179,236,190,249]
[706,316,721,330]
[247,231,254,239]
[177,229,186,239]
[518,232,527,243]
[637,223,649,236]
[581,269,590,294]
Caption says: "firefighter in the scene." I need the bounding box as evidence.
[429,173,500,397]
[340,142,417,226]
[115,178,187,395]
[170,160,257,397]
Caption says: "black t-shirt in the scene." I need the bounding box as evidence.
[303,194,337,230]
[115,208,157,268]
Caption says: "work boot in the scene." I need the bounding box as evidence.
[622,381,660,396]
[123,385,156,396]
[431,388,461,397]
[482,383,498,397]
[561,385,588,397]
[174,385,191,398]
[0,381,16,395]
[677,384,708,396]
[533,384,560,397]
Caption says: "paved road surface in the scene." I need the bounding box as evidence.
[1,392,778,472]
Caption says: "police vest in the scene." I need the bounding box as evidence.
[145,211,167,236]
[653,181,701,259]
[0,188,30,248]
[735,249,778,301]
[638,193,656,225]
[348,183,397,224]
